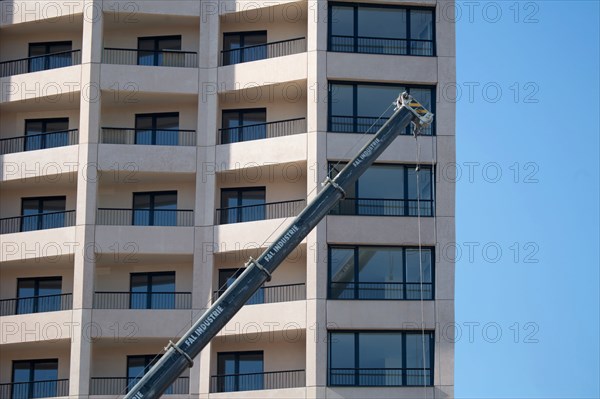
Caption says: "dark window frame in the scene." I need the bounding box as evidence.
[23,118,70,151]
[134,112,180,145]
[221,108,267,128]
[20,196,67,231]
[131,190,178,226]
[219,187,266,224]
[28,41,73,72]
[220,108,267,144]
[16,277,63,314]
[216,350,264,392]
[327,245,435,300]
[12,358,60,398]
[327,330,434,387]
[137,35,182,66]
[129,271,176,310]
[327,3,436,56]
[222,31,268,64]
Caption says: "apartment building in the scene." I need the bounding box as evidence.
[0,1,455,398]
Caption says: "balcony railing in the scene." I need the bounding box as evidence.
[329,198,434,217]
[0,50,81,78]
[96,208,194,227]
[102,48,198,68]
[329,115,433,136]
[330,35,434,56]
[215,199,306,225]
[101,128,196,146]
[219,118,306,144]
[214,283,305,305]
[0,130,79,155]
[90,377,189,395]
[0,211,76,235]
[0,294,73,317]
[220,37,306,66]
[329,282,433,300]
[93,292,192,310]
[210,369,305,393]
[329,367,432,387]
[0,379,69,398]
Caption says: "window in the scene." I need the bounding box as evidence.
[16,277,62,314]
[28,41,73,72]
[328,163,434,216]
[328,331,433,386]
[134,113,179,145]
[329,4,434,56]
[216,351,264,392]
[129,272,175,309]
[137,35,182,66]
[221,109,267,144]
[12,359,59,399]
[329,246,433,300]
[329,82,434,135]
[21,196,67,232]
[219,187,266,224]
[222,31,267,65]
[217,269,264,305]
[132,191,177,226]
[24,118,70,151]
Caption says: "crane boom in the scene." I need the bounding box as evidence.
[123,92,433,399]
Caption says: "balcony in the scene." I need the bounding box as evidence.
[102,48,198,68]
[218,118,306,145]
[329,199,434,217]
[214,283,305,305]
[329,116,433,136]
[328,368,432,387]
[0,294,73,316]
[0,50,81,78]
[329,282,433,300]
[93,292,192,310]
[210,370,305,393]
[329,36,434,57]
[96,209,194,227]
[0,379,69,398]
[101,128,196,146]
[220,37,306,66]
[90,377,189,396]
[0,211,76,235]
[215,199,305,225]
[0,130,79,155]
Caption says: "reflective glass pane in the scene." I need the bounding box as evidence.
[357,84,404,118]
[410,10,433,40]
[359,248,403,299]
[17,280,35,314]
[150,274,175,309]
[359,333,402,386]
[358,8,406,39]
[130,274,149,309]
[330,84,353,116]
[405,333,431,385]
[331,6,354,36]
[330,248,355,299]
[37,279,62,312]
[329,333,355,386]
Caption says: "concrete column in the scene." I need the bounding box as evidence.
[69,1,103,397]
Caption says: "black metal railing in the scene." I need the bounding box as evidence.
[0,130,79,155]
[214,283,305,305]
[329,367,432,387]
[96,208,194,227]
[329,282,433,300]
[0,294,73,317]
[329,198,434,217]
[329,115,433,136]
[90,377,189,395]
[0,211,76,235]
[219,118,306,144]
[101,128,196,146]
[216,199,306,225]
[93,292,192,310]
[210,369,305,393]
[0,379,69,398]
[221,37,306,66]
[330,35,434,56]
[0,50,81,77]
[102,48,198,68]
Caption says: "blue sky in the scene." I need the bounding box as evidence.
[455,1,599,397]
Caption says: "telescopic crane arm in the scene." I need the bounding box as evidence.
[123,92,434,399]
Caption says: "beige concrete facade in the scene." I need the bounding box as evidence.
[0,0,455,398]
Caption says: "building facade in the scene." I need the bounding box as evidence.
[0,1,455,398]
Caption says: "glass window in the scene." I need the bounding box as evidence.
[16,278,62,314]
[221,109,267,143]
[28,42,73,72]
[130,272,175,309]
[12,359,59,399]
[329,246,433,300]
[216,352,264,392]
[357,7,406,39]
[135,113,179,145]
[20,196,67,232]
[219,188,266,224]
[138,36,182,66]
[24,118,69,151]
[132,191,177,226]
[330,6,354,36]
[217,269,264,304]
[222,31,267,65]
[328,331,433,387]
